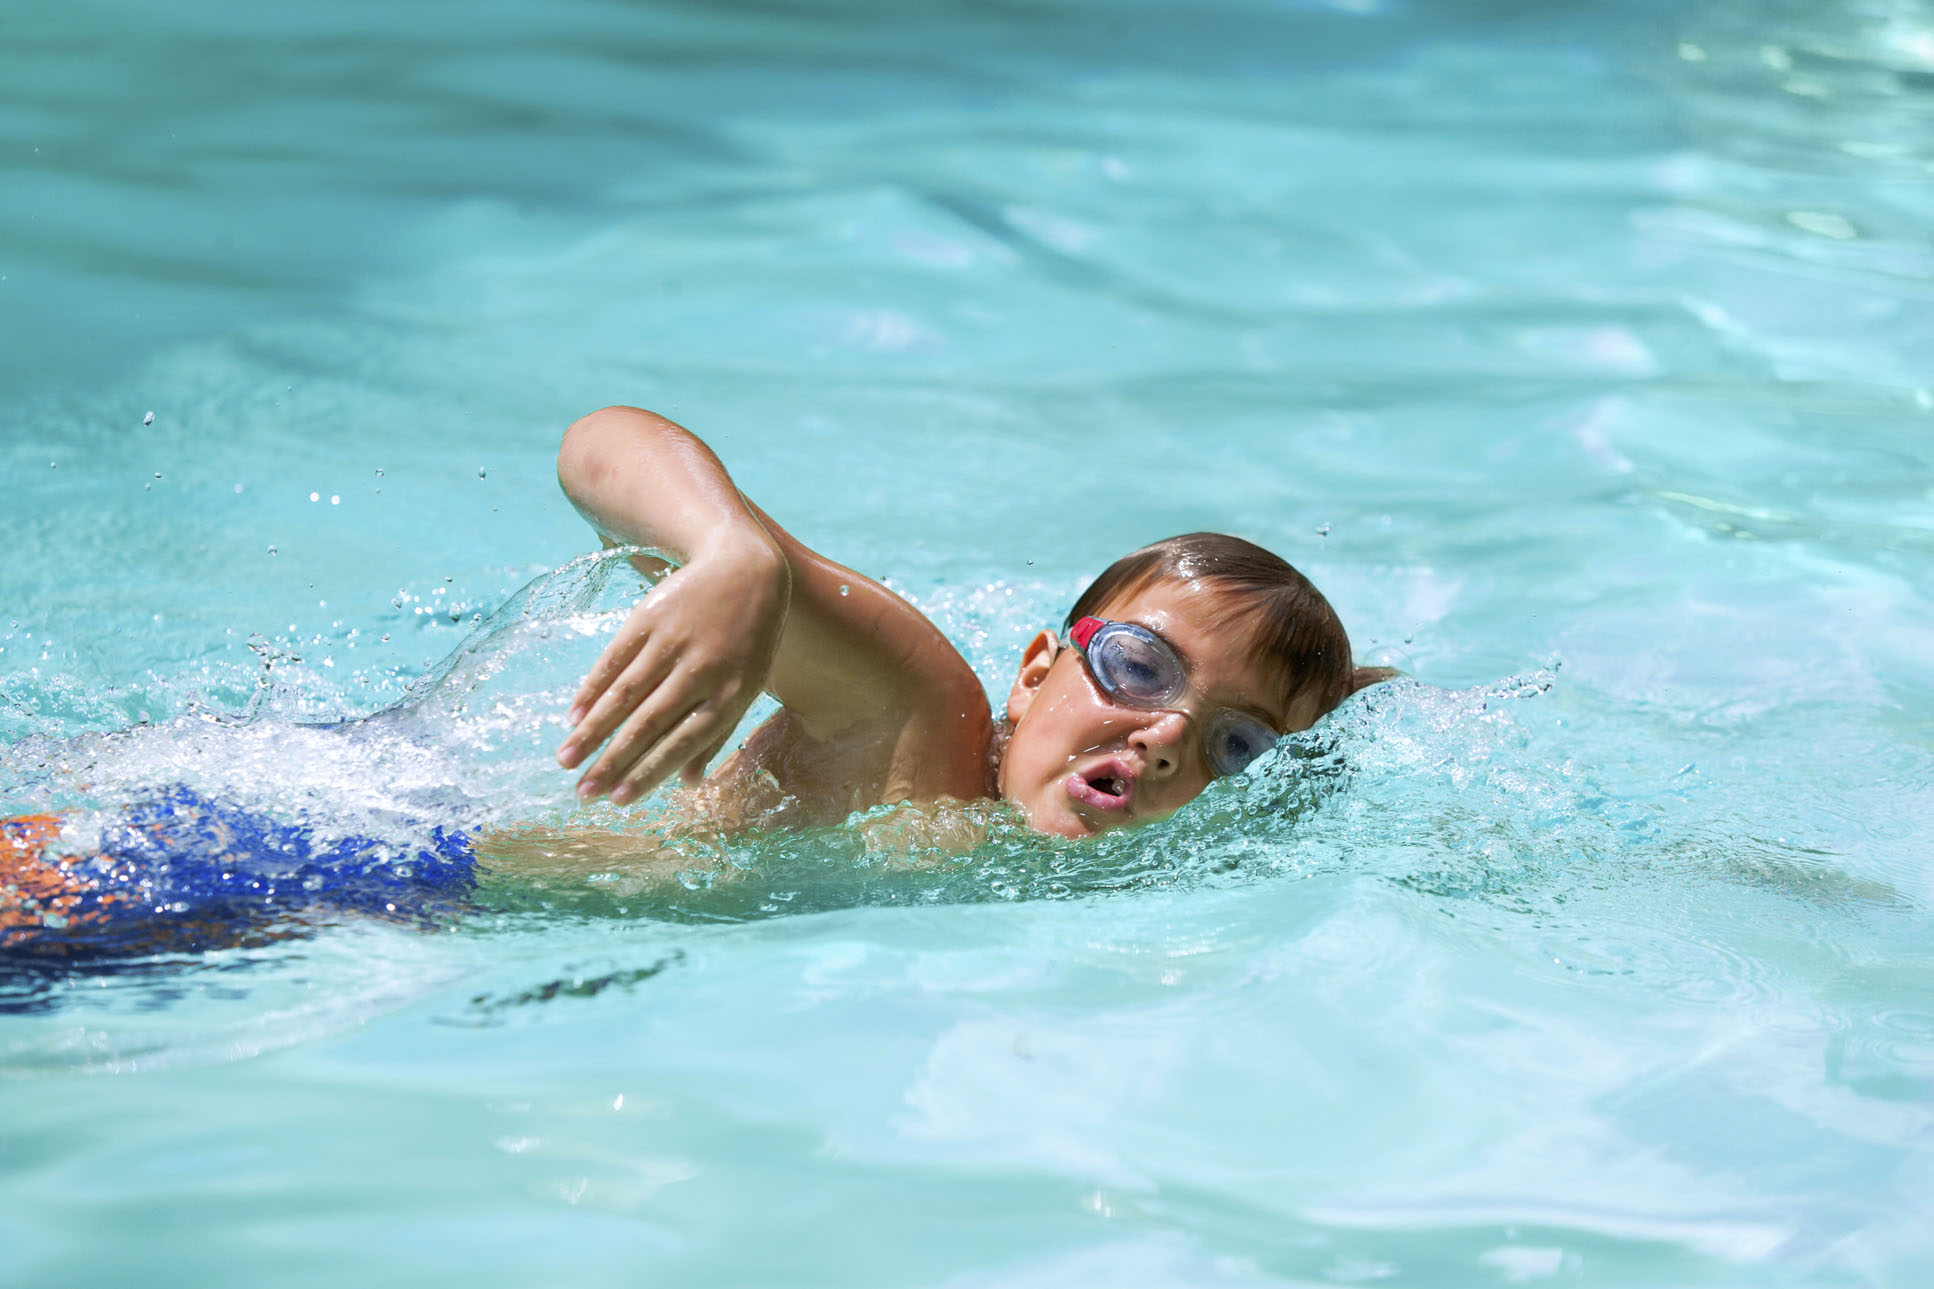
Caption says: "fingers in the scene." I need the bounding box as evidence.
[571,658,752,802]
[567,602,654,727]
[679,726,737,788]
[555,551,785,806]
[571,685,690,801]
[557,639,676,771]
[595,696,742,805]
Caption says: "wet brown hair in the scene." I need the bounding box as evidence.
[1066,532,1391,729]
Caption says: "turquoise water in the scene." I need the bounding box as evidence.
[5,0,1934,1282]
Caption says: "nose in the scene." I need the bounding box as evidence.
[1126,709,1191,777]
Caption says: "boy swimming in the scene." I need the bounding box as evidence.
[2,405,1385,953]
[553,405,1385,838]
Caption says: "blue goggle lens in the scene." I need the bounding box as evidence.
[1086,622,1186,706]
[1078,621,1280,777]
[1204,709,1279,777]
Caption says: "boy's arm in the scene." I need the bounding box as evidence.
[553,405,988,805]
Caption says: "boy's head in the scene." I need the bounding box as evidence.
[999,533,1376,838]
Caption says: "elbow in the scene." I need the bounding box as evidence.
[557,405,643,506]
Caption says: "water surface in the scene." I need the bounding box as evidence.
[4,0,1933,1284]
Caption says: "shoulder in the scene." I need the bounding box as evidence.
[881,676,997,802]
[707,688,995,829]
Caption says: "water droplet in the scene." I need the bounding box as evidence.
[839,584,850,596]
[478,467,487,479]
[153,472,162,480]
[309,491,319,502]
[375,467,384,476]
[267,545,277,556]
[1316,523,1330,537]
[233,483,243,494]
[330,495,340,506]
[142,410,154,426]
[48,461,56,469]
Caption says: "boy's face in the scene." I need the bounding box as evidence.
[999,577,1307,838]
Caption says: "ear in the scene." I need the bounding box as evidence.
[1005,631,1059,724]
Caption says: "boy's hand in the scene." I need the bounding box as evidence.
[555,534,790,804]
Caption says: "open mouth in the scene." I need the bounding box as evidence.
[1066,761,1135,813]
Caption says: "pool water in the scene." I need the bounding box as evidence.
[5,0,1934,1283]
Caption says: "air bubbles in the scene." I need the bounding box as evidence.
[142,410,155,426]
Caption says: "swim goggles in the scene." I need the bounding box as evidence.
[1064,616,1280,777]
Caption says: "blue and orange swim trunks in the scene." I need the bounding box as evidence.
[1,787,475,958]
